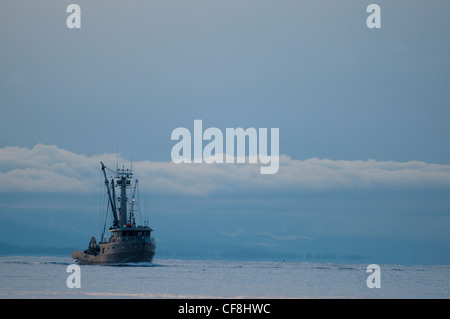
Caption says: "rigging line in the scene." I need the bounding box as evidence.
[145,191,149,226]
[103,164,116,175]
[99,169,105,238]
[102,200,110,242]
[136,181,142,225]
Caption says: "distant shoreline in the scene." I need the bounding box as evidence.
[0,241,365,262]
[0,242,76,257]
[2,242,449,266]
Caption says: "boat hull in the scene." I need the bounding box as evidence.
[72,239,156,265]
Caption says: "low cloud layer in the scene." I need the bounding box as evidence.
[1,144,450,195]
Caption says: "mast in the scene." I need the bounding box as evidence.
[116,165,132,227]
[130,179,138,227]
[101,162,119,227]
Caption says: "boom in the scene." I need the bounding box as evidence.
[101,162,119,227]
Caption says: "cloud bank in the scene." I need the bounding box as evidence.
[1,144,450,195]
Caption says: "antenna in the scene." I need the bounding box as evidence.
[115,138,119,172]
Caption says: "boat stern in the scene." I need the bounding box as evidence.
[71,249,84,262]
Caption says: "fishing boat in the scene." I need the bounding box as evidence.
[71,162,156,264]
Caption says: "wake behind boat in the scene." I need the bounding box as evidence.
[71,162,156,264]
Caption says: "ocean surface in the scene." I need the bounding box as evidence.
[0,255,449,299]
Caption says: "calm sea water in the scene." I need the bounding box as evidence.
[0,256,449,299]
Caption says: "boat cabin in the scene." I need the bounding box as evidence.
[109,227,153,242]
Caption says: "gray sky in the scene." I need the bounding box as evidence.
[1,1,450,264]
[2,0,449,163]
